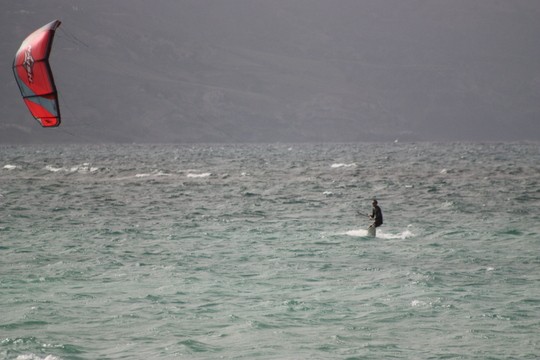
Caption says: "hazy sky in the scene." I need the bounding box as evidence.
[2,0,540,143]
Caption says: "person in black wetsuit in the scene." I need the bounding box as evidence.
[368,200,383,230]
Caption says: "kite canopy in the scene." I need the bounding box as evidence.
[13,20,62,127]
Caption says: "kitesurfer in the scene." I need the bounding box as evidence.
[368,200,383,231]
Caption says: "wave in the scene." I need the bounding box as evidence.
[345,228,415,239]
[331,163,356,168]
[187,172,212,178]
[135,171,171,178]
[44,164,100,173]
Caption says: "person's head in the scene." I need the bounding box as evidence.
[372,200,378,207]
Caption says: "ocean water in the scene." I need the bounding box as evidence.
[1,142,539,360]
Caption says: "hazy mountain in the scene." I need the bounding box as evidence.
[1,0,539,143]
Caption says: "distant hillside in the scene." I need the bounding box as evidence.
[1,0,540,143]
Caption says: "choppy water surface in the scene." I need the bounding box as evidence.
[1,143,539,359]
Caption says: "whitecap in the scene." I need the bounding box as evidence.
[187,173,211,178]
[70,164,100,173]
[345,229,370,237]
[345,229,414,239]
[135,171,171,178]
[45,165,64,172]
[16,354,63,360]
[378,230,415,239]
[3,165,17,170]
[331,163,356,168]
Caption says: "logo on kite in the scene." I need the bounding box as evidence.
[22,45,35,83]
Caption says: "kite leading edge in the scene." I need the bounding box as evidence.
[13,20,62,127]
